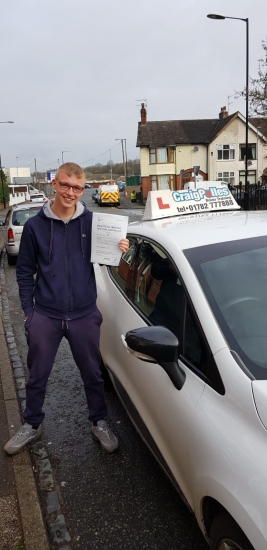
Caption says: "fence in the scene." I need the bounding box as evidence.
[229,183,267,210]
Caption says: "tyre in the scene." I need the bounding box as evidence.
[209,511,254,550]
[7,253,17,266]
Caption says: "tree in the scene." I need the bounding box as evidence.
[236,38,267,116]
[0,169,9,206]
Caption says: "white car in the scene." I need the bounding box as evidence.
[29,193,48,202]
[1,203,43,264]
[95,184,267,550]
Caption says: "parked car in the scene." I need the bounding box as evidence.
[95,183,267,550]
[0,203,43,264]
[28,185,39,195]
[85,184,91,189]
[117,181,125,192]
[29,193,48,202]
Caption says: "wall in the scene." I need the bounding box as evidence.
[175,144,207,175]
[4,166,31,183]
[139,144,208,189]
[208,117,267,184]
[8,185,30,205]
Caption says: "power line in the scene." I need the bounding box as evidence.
[79,142,120,166]
[35,142,122,171]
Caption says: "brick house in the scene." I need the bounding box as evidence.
[136,104,267,198]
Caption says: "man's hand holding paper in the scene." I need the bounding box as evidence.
[91,212,129,266]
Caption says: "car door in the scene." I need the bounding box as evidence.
[105,239,212,508]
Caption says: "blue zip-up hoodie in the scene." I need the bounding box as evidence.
[16,200,97,320]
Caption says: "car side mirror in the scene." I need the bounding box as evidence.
[125,326,186,391]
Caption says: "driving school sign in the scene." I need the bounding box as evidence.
[142,183,240,221]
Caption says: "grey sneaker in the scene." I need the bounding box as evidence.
[91,419,119,453]
[4,423,42,455]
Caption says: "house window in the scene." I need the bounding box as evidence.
[150,149,156,164]
[217,144,235,160]
[149,148,175,164]
[157,148,168,163]
[217,172,235,185]
[239,170,256,185]
[151,175,174,190]
[168,148,174,162]
[239,144,256,161]
[151,175,157,190]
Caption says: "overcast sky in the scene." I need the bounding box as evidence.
[1,0,267,173]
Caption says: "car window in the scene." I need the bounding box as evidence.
[184,304,208,371]
[12,207,41,226]
[186,237,267,380]
[110,237,138,292]
[5,210,12,225]
[110,237,213,381]
[131,240,211,377]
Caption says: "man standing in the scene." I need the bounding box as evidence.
[4,163,129,455]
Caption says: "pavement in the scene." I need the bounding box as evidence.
[118,193,145,209]
[0,197,144,550]
[0,207,55,550]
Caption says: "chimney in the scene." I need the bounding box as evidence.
[219,106,228,119]
[140,103,147,125]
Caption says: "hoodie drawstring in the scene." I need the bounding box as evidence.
[48,219,53,264]
[80,217,84,258]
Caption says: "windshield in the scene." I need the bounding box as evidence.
[12,207,41,226]
[184,236,267,379]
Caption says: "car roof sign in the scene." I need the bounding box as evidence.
[142,182,240,221]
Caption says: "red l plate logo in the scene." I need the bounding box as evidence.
[157,197,170,209]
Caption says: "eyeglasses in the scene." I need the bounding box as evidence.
[56,180,84,195]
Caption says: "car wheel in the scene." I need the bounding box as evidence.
[209,512,254,550]
[7,253,17,266]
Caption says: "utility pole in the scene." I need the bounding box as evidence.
[115,139,126,182]
[109,149,112,182]
[34,158,38,190]
[124,139,128,181]
[121,140,126,181]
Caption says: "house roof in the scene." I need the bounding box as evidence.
[249,117,267,138]
[136,113,267,148]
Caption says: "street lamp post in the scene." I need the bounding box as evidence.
[256,126,261,184]
[16,156,19,177]
[0,121,14,209]
[207,13,249,210]
[62,150,70,164]
[123,139,128,181]
[109,149,112,182]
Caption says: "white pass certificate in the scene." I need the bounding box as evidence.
[91,212,129,266]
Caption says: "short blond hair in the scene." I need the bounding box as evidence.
[56,162,85,181]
